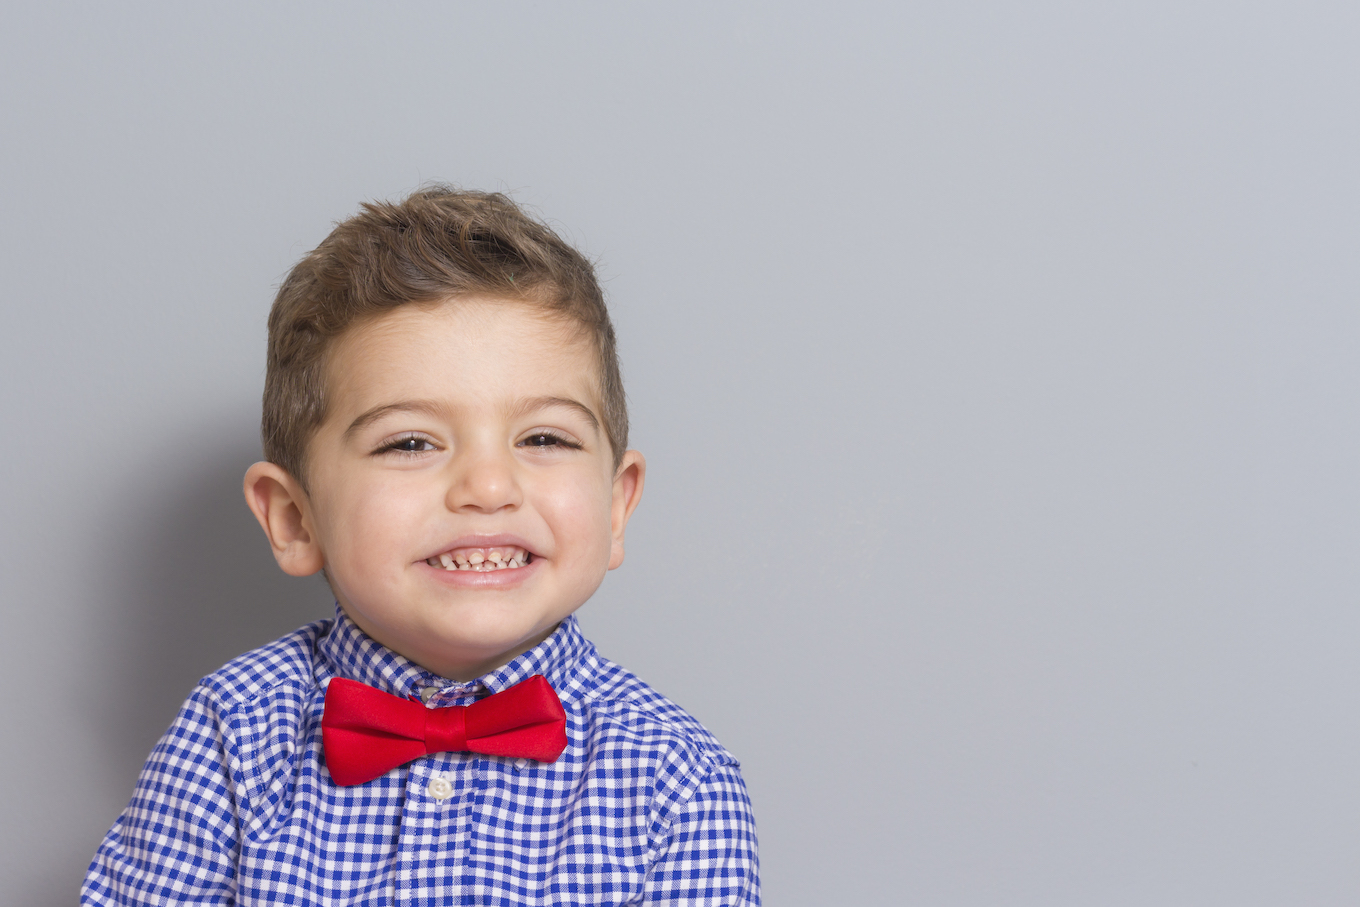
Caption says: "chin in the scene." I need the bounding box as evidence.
[427,613,556,654]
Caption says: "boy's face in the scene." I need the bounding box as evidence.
[247,298,644,681]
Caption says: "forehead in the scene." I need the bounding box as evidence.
[323,298,601,414]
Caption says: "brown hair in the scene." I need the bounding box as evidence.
[262,185,627,485]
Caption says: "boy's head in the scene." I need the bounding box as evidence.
[262,186,628,485]
[243,188,645,681]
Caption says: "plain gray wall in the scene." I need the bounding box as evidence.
[3,3,1358,904]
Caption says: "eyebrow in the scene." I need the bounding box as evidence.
[342,396,601,439]
[343,399,448,439]
[507,396,602,434]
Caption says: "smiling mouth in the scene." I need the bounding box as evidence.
[425,546,533,572]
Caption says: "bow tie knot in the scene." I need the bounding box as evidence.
[424,705,467,755]
[322,674,568,786]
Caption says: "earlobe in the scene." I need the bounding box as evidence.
[242,462,325,577]
[608,450,646,570]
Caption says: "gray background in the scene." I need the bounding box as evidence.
[2,3,1357,905]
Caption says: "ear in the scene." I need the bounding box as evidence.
[608,449,646,570]
[243,461,325,577]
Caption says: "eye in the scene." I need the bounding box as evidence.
[519,431,581,450]
[376,434,438,455]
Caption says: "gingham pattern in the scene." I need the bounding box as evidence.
[83,608,760,906]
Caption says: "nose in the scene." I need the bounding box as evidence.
[445,444,523,513]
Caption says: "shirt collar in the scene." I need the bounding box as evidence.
[316,603,590,704]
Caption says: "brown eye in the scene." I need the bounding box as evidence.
[380,435,436,454]
[519,432,580,450]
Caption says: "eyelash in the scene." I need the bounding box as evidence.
[518,430,582,450]
[375,433,437,456]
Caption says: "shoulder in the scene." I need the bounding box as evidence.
[568,649,740,769]
[564,649,755,853]
[192,618,330,712]
[172,620,331,807]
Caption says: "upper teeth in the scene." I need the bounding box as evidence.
[428,546,530,571]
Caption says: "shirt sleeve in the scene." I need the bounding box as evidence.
[643,759,761,906]
[81,685,241,906]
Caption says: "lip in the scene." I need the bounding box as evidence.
[418,553,541,589]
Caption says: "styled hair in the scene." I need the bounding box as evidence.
[262,186,627,485]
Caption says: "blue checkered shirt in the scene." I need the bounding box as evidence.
[82,608,760,905]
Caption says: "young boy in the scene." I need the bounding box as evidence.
[82,187,760,905]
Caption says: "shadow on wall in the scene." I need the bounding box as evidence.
[88,436,335,810]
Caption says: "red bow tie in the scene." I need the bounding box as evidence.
[322,674,568,786]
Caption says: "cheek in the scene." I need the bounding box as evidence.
[534,472,615,557]
[318,479,430,572]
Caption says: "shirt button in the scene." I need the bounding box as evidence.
[428,776,453,800]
